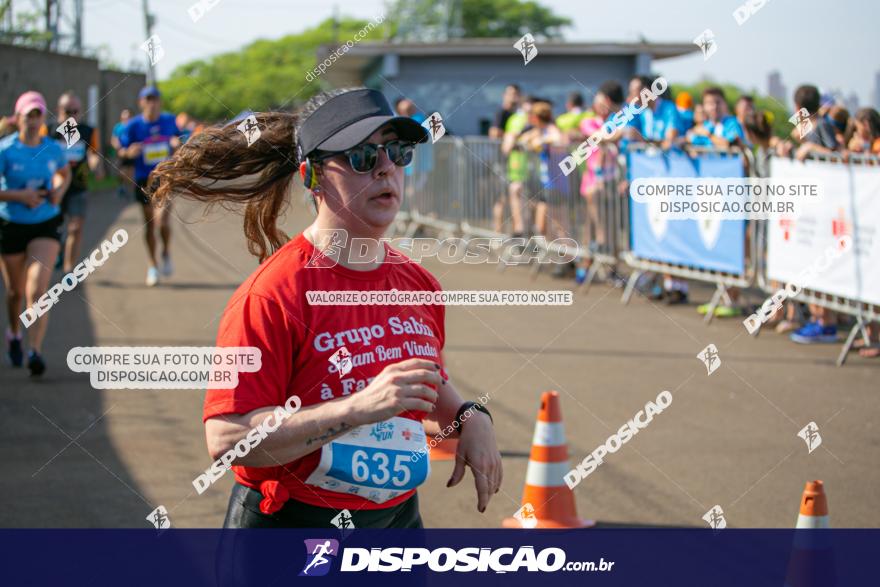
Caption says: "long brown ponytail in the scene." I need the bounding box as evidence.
[151,88,360,262]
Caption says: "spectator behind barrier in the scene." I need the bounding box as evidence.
[624,75,681,149]
[686,87,745,149]
[675,92,695,135]
[845,108,880,155]
[517,102,564,242]
[489,84,520,140]
[556,91,590,143]
[827,105,850,148]
[778,84,840,162]
[575,80,625,284]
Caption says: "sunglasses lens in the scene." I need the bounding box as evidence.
[388,141,415,167]
[348,144,377,172]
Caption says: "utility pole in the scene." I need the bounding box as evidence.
[45,0,58,50]
[72,0,82,53]
[141,0,156,84]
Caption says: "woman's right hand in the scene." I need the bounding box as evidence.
[18,189,44,208]
[346,358,442,426]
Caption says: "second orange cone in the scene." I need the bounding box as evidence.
[502,391,594,529]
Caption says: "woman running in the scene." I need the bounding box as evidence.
[152,87,502,528]
[0,91,71,375]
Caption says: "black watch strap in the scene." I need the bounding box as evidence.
[456,401,492,427]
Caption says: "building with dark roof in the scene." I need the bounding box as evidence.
[317,39,699,135]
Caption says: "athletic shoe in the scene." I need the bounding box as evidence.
[160,254,174,277]
[697,303,711,315]
[648,285,664,301]
[774,320,799,334]
[146,267,160,287]
[790,322,838,344]
[6,332,23,367]
[27,350,46,376]
[714,305,742,318]
[575,267,587,285]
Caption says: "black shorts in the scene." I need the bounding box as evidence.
[135,177,151,206]
[0,215,63,255]
[222,482,423,529]
[118,157,135,167]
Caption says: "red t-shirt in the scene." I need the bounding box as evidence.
[203,233,445,510]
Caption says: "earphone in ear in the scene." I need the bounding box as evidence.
[299,160,318,190]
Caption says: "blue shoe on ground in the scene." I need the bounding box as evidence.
[575,267,587,285]
[6,332,23,367]
[790,321,838,344]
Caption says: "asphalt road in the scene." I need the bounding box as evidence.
[2,188,877,528]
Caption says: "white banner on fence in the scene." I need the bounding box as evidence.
[767,158,879,305]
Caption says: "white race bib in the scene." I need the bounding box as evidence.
[143,141,170,165]
[304,417,430,504]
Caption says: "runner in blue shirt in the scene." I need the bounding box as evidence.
[0,91,71,376]
[118,86,183,286]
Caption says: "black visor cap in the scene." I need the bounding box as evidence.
[298,89,429,159]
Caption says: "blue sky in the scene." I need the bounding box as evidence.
[80,0,878,107]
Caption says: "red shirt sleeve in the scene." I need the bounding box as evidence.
[203,292,300,421]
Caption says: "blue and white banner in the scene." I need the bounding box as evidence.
[628,149,746,274]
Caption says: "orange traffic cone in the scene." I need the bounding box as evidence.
[429,436,458,461]
[502,391,594,529]
[795,480,830,528]
[784,480,835,587]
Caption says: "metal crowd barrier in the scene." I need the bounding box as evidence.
[401,137,878,367]
[755,152,880,367]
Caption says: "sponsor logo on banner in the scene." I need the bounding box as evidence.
[697,217,722,250]
[647,199,668,240]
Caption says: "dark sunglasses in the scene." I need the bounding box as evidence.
[314,140,416,174]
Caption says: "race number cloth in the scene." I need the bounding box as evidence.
[304,416,430,504]
[142,137,171,165]
[628,149,746,274]
[204,233,445,510]
[767,158,880,305]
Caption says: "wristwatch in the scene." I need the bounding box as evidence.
[456,401,493,428]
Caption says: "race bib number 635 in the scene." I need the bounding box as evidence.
[305,417,430,504]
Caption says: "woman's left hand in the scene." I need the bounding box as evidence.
[447,413,503,513]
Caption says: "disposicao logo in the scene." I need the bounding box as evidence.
[300,539,340,577]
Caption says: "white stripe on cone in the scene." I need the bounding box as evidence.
[795,514,830,529]
[531,421,566,446]
[525,460,572,487]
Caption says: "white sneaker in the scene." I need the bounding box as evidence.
[160,253,174,277]
[146,267,160,287]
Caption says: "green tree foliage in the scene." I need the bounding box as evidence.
[161,17,386,121]
[391,0,571,40]
[459,0,571,38]
[670,79,792,138]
